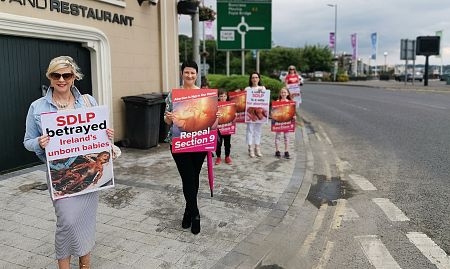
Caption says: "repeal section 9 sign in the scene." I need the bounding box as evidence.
[217,0,272,50]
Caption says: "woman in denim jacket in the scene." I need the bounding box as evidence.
[24,56,114,269]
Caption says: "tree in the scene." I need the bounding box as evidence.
[179,35,193,63]
[179,35,334,76]
[300,45,333,72]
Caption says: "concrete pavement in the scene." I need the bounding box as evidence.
[0,122,309,269]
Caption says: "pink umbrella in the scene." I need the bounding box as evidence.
[207,151,214,197]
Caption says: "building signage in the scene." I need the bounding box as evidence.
[1,0,134,27]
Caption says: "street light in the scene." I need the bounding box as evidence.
[327,4,337,81]
[383,51,388,72]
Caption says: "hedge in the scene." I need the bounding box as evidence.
[207,74,285,100]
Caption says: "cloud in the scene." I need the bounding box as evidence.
[179,0,450,65]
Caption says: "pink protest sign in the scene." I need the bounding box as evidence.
[228,91,246,123]
[217,101,236,135]
[171,88,218,153]
[271,101,296,132]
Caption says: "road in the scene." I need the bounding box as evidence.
[299,84,450,268]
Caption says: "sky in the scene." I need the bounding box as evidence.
[178,0,450,67]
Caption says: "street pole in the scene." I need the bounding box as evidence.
[191,1,200,86]
[256,50,260,74]
[384,51,388,72]
[202,0,206,79]
[328,4,337,81]
[241,50,245,75]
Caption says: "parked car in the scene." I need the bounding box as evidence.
[314,71,324,78]
[440,71,450,81]
[394,73,423,82]
[279,70,288,82]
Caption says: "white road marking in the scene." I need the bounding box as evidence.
[314,241,335,269]
[332,199,346,229]
[349,174,377,191]
[343,205,360,221]
[356,235,401,269]
[343,102,369,111]
[372,198,409,222]
[407,101,447,110]
[407,232,450,269]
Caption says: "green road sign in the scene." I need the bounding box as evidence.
[217,0,272,51]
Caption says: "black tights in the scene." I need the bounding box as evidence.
[216,133,231,158]
[171,148,206,216]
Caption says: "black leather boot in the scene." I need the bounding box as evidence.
[191,215,200,234]
[182,211,191,229]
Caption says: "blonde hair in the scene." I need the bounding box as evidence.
[46,56,84,80]
[278,87,292,100]
[288,65,297,74]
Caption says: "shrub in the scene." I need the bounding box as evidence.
[207,74,284,100]
[337,74,349,82]
[379,72,390,81]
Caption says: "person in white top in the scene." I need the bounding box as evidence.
[244,72,266,158]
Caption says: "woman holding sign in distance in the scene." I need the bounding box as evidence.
[245,72,267,158]
[285,65,303,107]
[23,56,114,269]
[164,61,219,234]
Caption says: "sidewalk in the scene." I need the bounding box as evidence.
[0,123,308,269]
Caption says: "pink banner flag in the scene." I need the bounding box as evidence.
[205,21,214,40]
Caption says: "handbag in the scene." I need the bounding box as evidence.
[82,94,121,160]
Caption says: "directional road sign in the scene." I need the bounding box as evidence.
[217,0,272,50]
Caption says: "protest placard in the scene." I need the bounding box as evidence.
[271,101,296,132]
[228,91,246,123]
[287,84,302,105]
[245,89,270,123]
[41,106,114,200]
[171,88,218,153]
[217,101,236,135]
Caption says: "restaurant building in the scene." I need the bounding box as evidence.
[0,0,180,172]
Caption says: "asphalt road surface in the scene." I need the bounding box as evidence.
[300,84,449,268]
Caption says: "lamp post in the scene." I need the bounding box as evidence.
[327,4,337,81]
[383,51,388,72]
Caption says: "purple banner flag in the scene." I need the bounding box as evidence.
[351,33,357,61]
[329,32,335,49]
